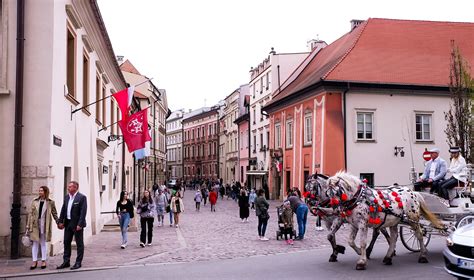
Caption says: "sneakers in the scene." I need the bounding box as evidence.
[294,236,303,241]
[120,243,127,249]
[245,218,249,223]
[175,224,179,228]
[260,237,269,241]
[241,219,245,223]
[146,243,152,246]
[316,226,324,231]
[140,242,145,248]
[286,239,294,245]
[170,224,173,227]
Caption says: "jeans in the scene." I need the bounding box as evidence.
[140,217,154,244]
[257,216,269,237]
[296,204,309,238]
[169,210,174,225]
[32,232,47,261]
[119,213,130,245]
[439,177,461,199]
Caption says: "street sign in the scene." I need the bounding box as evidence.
[423,151,431,161]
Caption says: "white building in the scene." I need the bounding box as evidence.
[167,109,185,180]
[248,48,313,190]
[0,0,133,257]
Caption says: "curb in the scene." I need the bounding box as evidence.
[0,265,118,279]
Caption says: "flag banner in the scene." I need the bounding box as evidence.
[112,86,135,121]
[118,108,151,153]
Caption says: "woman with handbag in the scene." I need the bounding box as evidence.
[136,190,155,247]
[170,192,184,228]
[116,191,134,249]
[26,186,59,269]
[255,189,270,241]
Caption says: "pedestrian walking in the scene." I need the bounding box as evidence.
[137,190,155,247]
[255,189,270,241]
[287,193,309,240]
[194,190,202,211]
[170,192,184,227]
[202,186,209,206]
[164,188,173,227]
[116,191,134,249]
[209,189,217,212]
[249,189,256,210]
[27,186,59,270]
[238,189,250,222]
[57,181,87,270]
[154,189,167,227]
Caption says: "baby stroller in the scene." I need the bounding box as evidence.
[276,205,296,240]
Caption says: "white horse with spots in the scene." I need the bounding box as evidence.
[326,171,442,270]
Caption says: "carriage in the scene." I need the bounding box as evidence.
[398,184,474,252]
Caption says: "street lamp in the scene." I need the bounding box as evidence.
[394,146,405,157]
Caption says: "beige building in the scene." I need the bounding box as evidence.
[119,59,169,196]
[0,0,134,257]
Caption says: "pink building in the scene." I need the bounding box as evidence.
[235,95,251,184]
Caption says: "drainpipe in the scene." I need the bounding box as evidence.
[343,83,350,170]
[11,0,26,259]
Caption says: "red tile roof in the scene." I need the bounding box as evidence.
[269,18,474,106]
[120,59,141,75]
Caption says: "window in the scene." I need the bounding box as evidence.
[260,77,263,93]
[197,128,200,139]
[304,114,312,145]
[286,120,293,148]
[253,135,257,153]
[266,71,270,89]
[360,173,374,187]
[260,133,264,151]
[95,74,101,124]
[66,24,77,101]
[208,124,212,136]
[102,86,106,127]
[253,107,256,124]
[214,124,217,135]
[252,84,255,98]
[110,99,115,134]
[415,114,432,141]
[275,123,281,149]
[266,131,270,148]
[82,52,90,115]
[357,112,373,140]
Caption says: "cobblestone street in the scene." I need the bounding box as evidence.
[0,192,358,276]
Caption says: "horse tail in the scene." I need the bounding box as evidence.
[419,199,443,229]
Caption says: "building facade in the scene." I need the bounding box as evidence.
[183,107,220,180]
[235,94,251,185]
[247,48,311,194]
[221,88,241,184]
[264,18,474,199]
[120,59,169,196]
[0,0,133,256]
[166,109,185,180]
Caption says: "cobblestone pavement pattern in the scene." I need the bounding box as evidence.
[1,190,360,275]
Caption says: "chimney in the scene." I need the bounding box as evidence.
[307,38,327,52]
[350,19,364,31]
[116,55,124,64]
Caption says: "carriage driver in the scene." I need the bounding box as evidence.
[414,148,447,194]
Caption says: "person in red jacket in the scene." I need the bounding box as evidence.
[209,190,217,212]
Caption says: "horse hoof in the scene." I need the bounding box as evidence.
[329,255,338,262]
[336,245,346,254]
[383,257,392,265]
[418,257,429,263]
[356,263,367,270]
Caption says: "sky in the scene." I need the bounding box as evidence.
[97,0,474,112]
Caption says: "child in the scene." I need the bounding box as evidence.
[249,189,257,210]
[194,190,202,211]
[281,201,294,245]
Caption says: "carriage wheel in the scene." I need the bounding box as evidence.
[455,215,474,229]
[399,225,431,252]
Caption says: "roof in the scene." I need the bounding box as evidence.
[120,59,141,75]
[268,18,474,107]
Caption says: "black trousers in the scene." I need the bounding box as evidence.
[63,220,84,265]
[140,217,154,244]
[414,179,441,193]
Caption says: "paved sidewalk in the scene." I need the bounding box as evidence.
[0,191,356,277]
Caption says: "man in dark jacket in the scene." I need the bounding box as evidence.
[57,181,87,270]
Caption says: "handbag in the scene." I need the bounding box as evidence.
[22,232,32,247]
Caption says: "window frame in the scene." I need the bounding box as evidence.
[415,113,433,142]
[275,123,281,149]
[81,50,90,116]
[286,119,293,149]
[303,113,312,146]
[356,111,375,141]
[65,21,78,105]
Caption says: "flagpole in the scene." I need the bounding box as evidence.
[98,102,155,133]
[70,78,153,119]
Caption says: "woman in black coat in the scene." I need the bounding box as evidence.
[238,189,250,222]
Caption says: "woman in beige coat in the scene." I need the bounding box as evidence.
[27,186,59,269]
[170,192,184,228]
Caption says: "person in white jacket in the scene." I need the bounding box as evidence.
[439,146,467,199]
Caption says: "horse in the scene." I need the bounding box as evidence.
[325,171,443,270]
[305,173,391,262]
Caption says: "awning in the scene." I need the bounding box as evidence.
[247,170,268,176]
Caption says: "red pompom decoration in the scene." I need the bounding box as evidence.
[384,201,390,208]
[362,179,368,183]
[379,194,385,199]
[369,217,374,224]
[330,198,339,206]
[395,197,401,202]
[378,206,383,212]
[398,202,403,208]
[375,217,381,224]
[377,190,382,194]
[392,192,398,197]
[340,213,346,218]
[369,206,375,212]
[346,210,352,216]
[373,198,378,204]
[341,193,348,201]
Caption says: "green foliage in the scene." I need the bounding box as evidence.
[444,43,473,163]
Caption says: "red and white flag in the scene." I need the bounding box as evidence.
[118,107,151,153]
[112,86,134,121]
